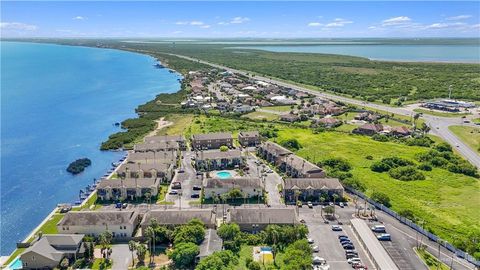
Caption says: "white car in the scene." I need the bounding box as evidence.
[347,258,361,264]
[312,245,320,252]
[307,202,313,208]
[308,238,315,244]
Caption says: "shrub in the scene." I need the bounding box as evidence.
[365,155,374,160]
[398,209,416,221]
[405,136,434,147]
[435,142,453,152]
[341,178,366,192]
[418,163,432,171]
[371,161,392,172]
[219,145,228,152]
[372,134,389,142]
[389,166,425,181]
[321,158,352,172]
[371,191,391,207]
[280,138,302,151]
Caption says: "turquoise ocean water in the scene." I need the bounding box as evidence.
[0,42,181,255]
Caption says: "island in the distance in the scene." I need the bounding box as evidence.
[66,158,92,175]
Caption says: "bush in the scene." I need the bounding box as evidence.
[321,158,352,172]
[247,260,262,270]
[435,142,453,152]
[418,163,432,171]
[371,161,392,172]
[405,136,434,147]
[341,178,366,192]
[398,209,416,221]
[371,191,391,207]
[280,138,302,151]
[389,166,425,181]
[372,134,389,142]
[371,157,414,173]
[219,145,229,152]
[168,242,199,268]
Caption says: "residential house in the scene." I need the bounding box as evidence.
[117,162,173,182]
[226,208,299,233]
[140,209,216,230]
[238,131,261,147]
[280,114,300,122]
[353,124,384,136]
[144,135,186,150]
[280,155,325,178]
[191,132,233,150]
[127,151,177,165]
[391,126,412,137]
[233,105,254,113]
[57,210,139,238]
[96,178,160,201]
[283,178,344,204]
[257,142,292,167]
[314,118,341,128]
[133,141,180,153]
[195,149,243,171]
[20,234,84,270]
[354,112,381,122]
[203,178,263,200]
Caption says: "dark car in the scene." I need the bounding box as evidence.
[343,245,355,250]
[192,185,202,191]
[338,235,349,239]
[346,253,358,259]
[191,193,200,198]
[169,190,179,195]
[172,182,182,189]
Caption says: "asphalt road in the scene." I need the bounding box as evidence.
[167,53,480,169]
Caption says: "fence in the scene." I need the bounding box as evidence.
[344,186,480,267]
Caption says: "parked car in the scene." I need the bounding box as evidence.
[191,193,200,198]
[371,225,386,233]
[347,258,361,264]
[266,168,273,173]
[115,202,122,208]
[169,190,179,195]
[192,185,202,190]
[343,244,355,250]
[329,202,334,206]
[308,238,315,244]
[339,202,345,208]
[338,235,349,240]
[122,203,127,209]
[346,253,358,259]
[307,201,313,208]
[352,262,365,269]
[377,234,391,241]
[345,250,358,256]
[332,225,343,231]
[178,168,185,173]
[172,182,182,189]
[312,246,320,252]
[341,241,353,246]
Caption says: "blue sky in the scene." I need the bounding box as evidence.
[1,1,479,38]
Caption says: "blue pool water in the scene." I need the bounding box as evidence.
[0,41,181,255]
[260,247,272,252]
[7,257,22,270]
[216,171,233,179]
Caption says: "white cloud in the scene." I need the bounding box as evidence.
[446,15,472,21]
[200,25,211,29]
[218,22,228,25]
[190,21,204,26]
[424,22,468,30]
[325,18,353,27]
[307,22,323,27]
[382,16,412,26]
[175,21,189,25]
[425,23,449,29]
[230,17,250,24]
[72,16,85,20]
[0,22,38,31]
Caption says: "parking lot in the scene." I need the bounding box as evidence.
[299,206,374,270]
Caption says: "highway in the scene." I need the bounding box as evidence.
[167,53,480,169]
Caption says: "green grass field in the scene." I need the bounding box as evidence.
[414,108,471,118]
[262,105,294,112]
[449,125,480,153]
[242,111,280,121]
[273,128,480,245]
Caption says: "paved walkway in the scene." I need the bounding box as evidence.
[111,244,133,270]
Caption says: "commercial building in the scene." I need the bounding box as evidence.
[238,131,261,147]
[191,132,233,150]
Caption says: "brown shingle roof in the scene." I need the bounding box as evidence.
[284,178,344,190]
[192,132,233,141]
[140,209,215,227]
[58,210,138,226]
[205,178,262,189]
[195,149,242,160]
[227,208,298,225]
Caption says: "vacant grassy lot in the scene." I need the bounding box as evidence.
[263,105,294,112]
[273,128,480,245]
[449,125,480,153]
[242,111,279,121]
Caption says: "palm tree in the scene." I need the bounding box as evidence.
[145,227,155,264]
[319,195,326,218]
[99,231,112,260]
[413,113,420,129]
[136,244,147,264]
[128,241,137,267]
[294,190,301,207]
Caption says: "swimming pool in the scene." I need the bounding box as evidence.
[7,257,23,270]
[216,171,233,179]
[260,247,272,252]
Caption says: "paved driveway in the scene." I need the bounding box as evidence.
[111,244,133,269]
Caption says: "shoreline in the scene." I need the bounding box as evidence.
[1,43,184,264]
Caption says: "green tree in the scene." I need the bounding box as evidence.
[174,223,206,245]
[59,257,69,270]
[217,223,240,242]
[220,145,229,152]
[227,188,244,202]
[99,231,112,260]
[168,242,199,268]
